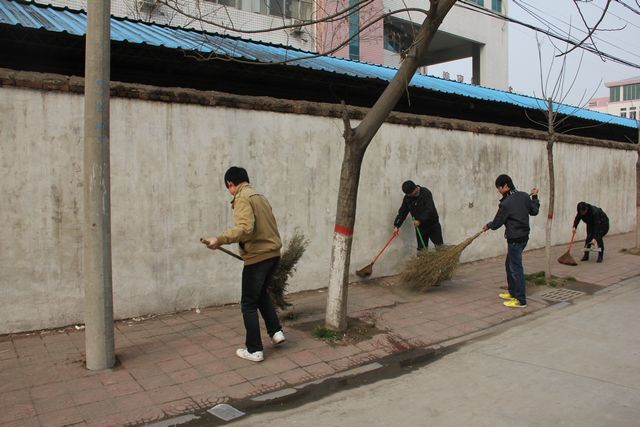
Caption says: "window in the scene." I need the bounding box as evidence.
[631,111,637,119]
[243,0,268,14]
[208,0,243,9]
[268,0,288,17]
[219,0,240,8]
[207,0,311,19]
[610,86,620,102]
[621,112,627,118]
[384,16,421,53]
[491,0,502,12]
[623,83,640,101]
[468,0,484,5]
[224,0,308,19]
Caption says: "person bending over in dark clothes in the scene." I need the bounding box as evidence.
[573,201,609,263]
[393,180,443,250]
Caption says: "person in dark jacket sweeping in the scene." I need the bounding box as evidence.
[483,174,539,308]
[572,201,609,263]
[393,180,443,250]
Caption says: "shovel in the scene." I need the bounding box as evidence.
[356,233,397,278]
[557,230,578,266]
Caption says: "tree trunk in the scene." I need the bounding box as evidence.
[325,0,457,331]
[326,140,366,331]
[545,98,555,282]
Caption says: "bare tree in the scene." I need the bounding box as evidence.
[525,34,600,282]
[324,0,457,331]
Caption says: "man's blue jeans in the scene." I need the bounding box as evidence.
[505,241,527,305]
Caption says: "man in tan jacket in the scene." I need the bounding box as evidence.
[204,167,285,362]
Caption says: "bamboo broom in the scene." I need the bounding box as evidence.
[401,231,483,291]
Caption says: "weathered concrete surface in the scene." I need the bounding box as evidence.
[0,86,636,333]
[235,276,640,427]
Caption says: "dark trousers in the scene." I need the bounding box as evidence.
[505,241,527,305]
[416,221,444,250]
[241,257,282,353]
[584,224,609,255]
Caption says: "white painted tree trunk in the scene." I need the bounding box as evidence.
[325,232,351,331]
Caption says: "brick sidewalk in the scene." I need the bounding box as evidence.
[1,233,639,427]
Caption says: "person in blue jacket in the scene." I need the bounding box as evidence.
[483,174,539,308]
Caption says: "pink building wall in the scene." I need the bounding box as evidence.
[315,0,384,64]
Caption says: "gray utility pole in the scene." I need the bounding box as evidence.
[83,0,115,370]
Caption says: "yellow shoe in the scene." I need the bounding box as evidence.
[499,292,513,300]
[503,299,527,308]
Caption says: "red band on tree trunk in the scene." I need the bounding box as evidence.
[334,224,353,236]
[548,214,553,219]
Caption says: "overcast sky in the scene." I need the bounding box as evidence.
[429,0,640,106]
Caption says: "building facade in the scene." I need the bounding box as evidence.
[587,76,640,119]
[41,0,508,90]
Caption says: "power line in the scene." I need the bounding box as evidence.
[455,1,640,69]
[589,0,640,30]
[612,0,640,16]
[513,0,640,62]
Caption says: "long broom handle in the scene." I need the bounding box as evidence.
[200,238,244,261]
[567,230,576,251]
[412,216,427,249]
[371,233,397,264]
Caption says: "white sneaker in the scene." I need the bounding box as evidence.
[236,348,264,362]
[271,330,286,346]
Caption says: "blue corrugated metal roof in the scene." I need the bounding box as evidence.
[1,0,637,129]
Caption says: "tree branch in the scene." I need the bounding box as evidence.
[556,0,611,57]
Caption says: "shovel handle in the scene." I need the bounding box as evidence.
[371,233,397,264]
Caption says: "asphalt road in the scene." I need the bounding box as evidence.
[232,277,640,427]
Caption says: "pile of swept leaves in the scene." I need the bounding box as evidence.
[269,231,309,310]
[401,231,482,292]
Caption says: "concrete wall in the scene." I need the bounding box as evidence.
[0,86,636,334]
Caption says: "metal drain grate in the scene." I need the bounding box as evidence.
[538,288,585,302]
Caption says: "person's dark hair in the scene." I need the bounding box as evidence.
[224,166,250,186]
[495,174,515,190]
[402,180,417,195]
[577,201,589,215]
